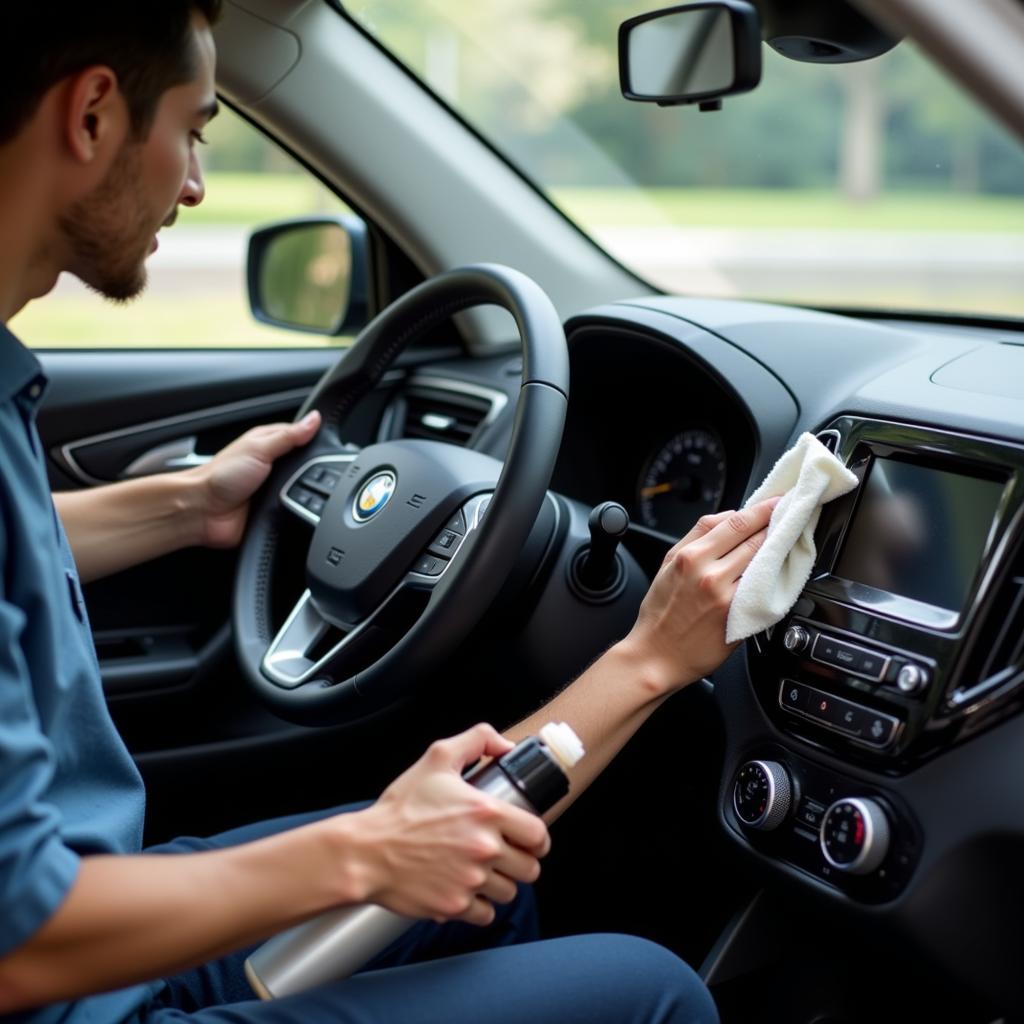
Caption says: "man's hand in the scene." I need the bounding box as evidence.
[341,724,550,927]
[620,497,780,696]
[188,411,321,549]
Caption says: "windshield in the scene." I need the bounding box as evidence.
[344,1,1024,319]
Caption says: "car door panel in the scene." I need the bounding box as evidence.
[33,348,352,840]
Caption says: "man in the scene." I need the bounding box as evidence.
[0,3,776,1021]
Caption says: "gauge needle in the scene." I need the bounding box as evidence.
[641,482,674,498]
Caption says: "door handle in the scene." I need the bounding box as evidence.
[122,436,212,478]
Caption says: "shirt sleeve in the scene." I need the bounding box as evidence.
[0,535,80,959]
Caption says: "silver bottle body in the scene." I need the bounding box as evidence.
[245,765,535,999]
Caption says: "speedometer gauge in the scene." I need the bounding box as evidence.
[638,429,727,536]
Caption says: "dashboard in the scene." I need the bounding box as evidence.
[391,294,1024,1013]
[550,320,757,540]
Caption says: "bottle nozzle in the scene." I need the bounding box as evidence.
[538,722,585,769]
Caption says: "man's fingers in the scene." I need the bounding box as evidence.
[250,411,322,463]
[697,498,778,560]
[670,508,734,555]
[717,524,770,582]
[491,801,550,857]
[492,844,543,884]
[458,895,497,927]
[426,723,514,772]
[478,871,521,905]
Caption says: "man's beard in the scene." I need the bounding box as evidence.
[59,142,159,303]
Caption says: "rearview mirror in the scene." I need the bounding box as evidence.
[247,216,370,337]
[619,1,762,110]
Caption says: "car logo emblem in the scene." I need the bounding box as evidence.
[353,471,396,522]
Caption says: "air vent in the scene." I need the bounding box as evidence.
[816,429,842,455]
[387,380,503,448]
[950,535,1024,708]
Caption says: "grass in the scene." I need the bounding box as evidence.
[181,172,1024,233]
[11,175,1023,348]
[12,292,346,349]
[550,187,1024,232]
[179,172,351,226]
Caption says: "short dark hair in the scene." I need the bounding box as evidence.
[0,2,223,145]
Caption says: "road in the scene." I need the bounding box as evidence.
[48,225,1024,313]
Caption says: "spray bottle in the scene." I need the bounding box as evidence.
[244,721,585,999]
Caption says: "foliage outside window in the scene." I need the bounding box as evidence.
[347,0,1024,318]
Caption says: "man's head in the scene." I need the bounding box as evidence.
[0,3,222,309]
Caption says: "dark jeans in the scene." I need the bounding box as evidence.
[136,806,719,1024]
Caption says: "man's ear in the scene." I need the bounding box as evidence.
[64,66,128,165]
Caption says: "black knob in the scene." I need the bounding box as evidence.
[783,624,811,653]
[578,502,630,591]
[820,797,890,874]
[732,760,792,830]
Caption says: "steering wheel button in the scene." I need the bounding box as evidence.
[289,486,315,508]
[413,555,447,577]
[307,496,325,517]
[445,509,467,535]
[319,470,341,492]
[428,529,462,558]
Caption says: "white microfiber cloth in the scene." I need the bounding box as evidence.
[726,433,859,643]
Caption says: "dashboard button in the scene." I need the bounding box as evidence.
[780,681,808,712]
[833,701,863,736]
[860,711,899,748]
[811,634,889,682]
[796,800,824,829]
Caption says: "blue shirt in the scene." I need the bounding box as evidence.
[0,326,151,1023]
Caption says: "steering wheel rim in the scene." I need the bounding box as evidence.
[233,264,569,724]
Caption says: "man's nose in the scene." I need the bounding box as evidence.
[179,151,206,208]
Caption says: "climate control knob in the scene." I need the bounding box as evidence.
[820,797,890,874]
[732,760,792,831]
[783,624,811,654]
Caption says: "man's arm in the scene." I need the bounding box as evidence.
[0,724,548,1013]
[54,412,321,583]
[507,501,777,821]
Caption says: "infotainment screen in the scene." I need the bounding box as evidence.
[834,457,1004,613]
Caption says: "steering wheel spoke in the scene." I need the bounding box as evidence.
[263,587,396,689]
[280,453,358,525]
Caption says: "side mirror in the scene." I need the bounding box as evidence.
[247,216,371,337]
[619,1,762,111]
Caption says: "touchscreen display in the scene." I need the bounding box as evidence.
[834,458,1003,613]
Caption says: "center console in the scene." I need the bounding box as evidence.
[730,415,1024,900]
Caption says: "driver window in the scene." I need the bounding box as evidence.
[12,107,352,350]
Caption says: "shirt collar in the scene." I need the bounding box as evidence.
[0,323,47,407]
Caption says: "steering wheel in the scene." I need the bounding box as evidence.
[233,264,569,724]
